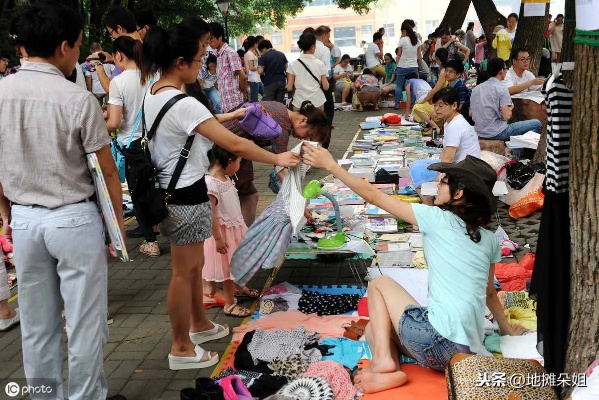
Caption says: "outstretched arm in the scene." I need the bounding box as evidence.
[301,144,417,225]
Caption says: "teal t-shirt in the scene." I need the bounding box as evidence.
[411,204,501,355]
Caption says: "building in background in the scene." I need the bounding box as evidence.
[258,0,564,62]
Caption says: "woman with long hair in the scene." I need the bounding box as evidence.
[243,36,261,102]
[105,36,160,256]
[142,21,299,370]
[393,20,422,109]
[301,147,526,394]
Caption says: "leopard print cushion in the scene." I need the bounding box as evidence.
[446,355,559,399]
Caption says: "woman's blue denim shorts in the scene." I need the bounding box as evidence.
[398,305,467,371]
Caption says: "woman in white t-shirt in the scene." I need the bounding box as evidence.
[105,36,161,257]
[243,36,261,103]
[394,20,422,109]
[332,54,353,105]
[302,145,526,394]
[142,21,299,371]
[286,32,329,110]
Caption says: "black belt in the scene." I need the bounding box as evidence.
[11,194,97,208]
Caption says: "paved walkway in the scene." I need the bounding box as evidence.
[0,109,540,399]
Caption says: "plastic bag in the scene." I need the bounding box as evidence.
[505,161,546,190]
[509,187,544,218]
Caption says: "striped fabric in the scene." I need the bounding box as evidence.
[542,74,572,194]
[278,142,309,236]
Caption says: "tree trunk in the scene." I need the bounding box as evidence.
[440,0,471,33]
[512,3,549,74]
[471,0,506,58]
[89,0,113,44]
[560,0,576,87]
[564,28,599,400]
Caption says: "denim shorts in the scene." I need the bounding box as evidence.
[398,305,463,371]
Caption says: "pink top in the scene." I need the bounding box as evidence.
[354,74,379,90]
[232,309,359,341]
[475,42,486,64]
[206,175,246,228]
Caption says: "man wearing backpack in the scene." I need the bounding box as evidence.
[0,3,125,400]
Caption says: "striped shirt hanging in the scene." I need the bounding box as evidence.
[542,73,572,194]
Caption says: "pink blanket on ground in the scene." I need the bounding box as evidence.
[232,310,360,341]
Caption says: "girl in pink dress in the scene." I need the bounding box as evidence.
[202,145,256,317]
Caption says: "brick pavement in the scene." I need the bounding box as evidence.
[0,108,539,399]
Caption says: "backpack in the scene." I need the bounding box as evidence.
[121,93,191,227]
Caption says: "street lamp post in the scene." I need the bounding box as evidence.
[215,0,231,43]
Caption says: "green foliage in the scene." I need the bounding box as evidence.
[0,0,379,55]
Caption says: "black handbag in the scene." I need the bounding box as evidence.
[122,93,193,227]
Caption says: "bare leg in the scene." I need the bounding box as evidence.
[238,193,258,227]
[354,276,418,394]
[0,300,16,319]
[222,279,237,309]
[169,242,217,357]
[341,85,351,104]
[202,279,217,296]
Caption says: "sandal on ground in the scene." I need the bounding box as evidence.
[189,322,230,345]
[168,345,219,370]
[203,293,225,309]
[234,286,260,299]
[223,302,252,318]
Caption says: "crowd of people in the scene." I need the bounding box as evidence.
[0,2,332,399]
[0,1,567,399]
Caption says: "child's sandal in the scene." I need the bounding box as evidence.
[223,303,252,318]
[234,286,260,299]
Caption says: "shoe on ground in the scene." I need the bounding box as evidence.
[107,395,127,400]
[0,308,20,331]
[139,241,160,257]
[168,345,219,370]
[125,226,144,238]
[107,312,114,325]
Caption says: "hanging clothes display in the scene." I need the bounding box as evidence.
[529,72,572,375]
[229,142,308,286]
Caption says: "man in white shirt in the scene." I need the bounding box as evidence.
[365,32,386,80]
[505,48,546,95]
[315,25,335,143]
[314,26,332,75]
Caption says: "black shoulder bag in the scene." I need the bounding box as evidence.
[122,93,193,227]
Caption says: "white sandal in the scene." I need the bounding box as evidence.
[168,345,219,370]
[189,322,230,345]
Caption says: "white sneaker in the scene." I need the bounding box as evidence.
[168,345,219,370]
[139,241,160,257]
[0,308,20,331]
